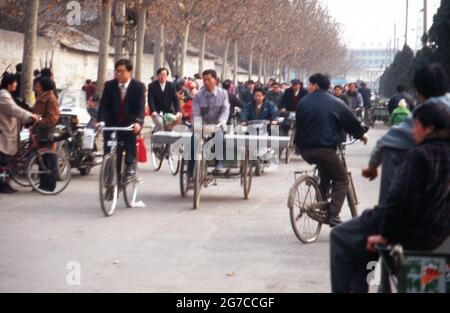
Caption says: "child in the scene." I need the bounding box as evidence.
[389,99,411,126]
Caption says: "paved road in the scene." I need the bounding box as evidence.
[0,127,386,292]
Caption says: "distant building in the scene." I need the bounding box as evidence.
[346,48,395,91]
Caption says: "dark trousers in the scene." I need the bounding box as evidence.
[330,216,379,293]
[300,148,349,214]
[39,153,57,191]
[104,130,136,168]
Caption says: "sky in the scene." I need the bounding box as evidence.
[320,0,441,50]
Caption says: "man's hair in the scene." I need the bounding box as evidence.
[413,63,450,99]
[35,77,54,92]
[396,85,407,93]
[271,82,280,87]
[247,80,255,85]
[253,87,266,96]
[157,67,169,76]
[15,63,22,73]
[334,85,343,90]
[40,68,53,78]
[360,82,367,88]
[348,82,357,88]
[0,73,18,89]
[202,69,218,80]
[309,73,331,90]
[33,69,40,77]
[413,102,450,131]
[115,59,133,72]
[222,79,232,91]
[85,79,92,84]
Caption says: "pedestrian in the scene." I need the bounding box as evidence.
[333,85,349,106]
[266,82,283,109]
[280,79,308,113]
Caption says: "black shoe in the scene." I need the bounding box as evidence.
[0,183,15,194]
[326,212,342,227]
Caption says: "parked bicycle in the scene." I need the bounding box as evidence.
[288,139,360,243]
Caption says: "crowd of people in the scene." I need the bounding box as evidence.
[1,58,449,293]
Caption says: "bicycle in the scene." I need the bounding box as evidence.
[98,123,140,217]
[287,139,360,243]
[150,114,181,175]
[1,124,72,195]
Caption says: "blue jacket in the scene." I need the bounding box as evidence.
[240,100,278,122]
[369,93,450,168]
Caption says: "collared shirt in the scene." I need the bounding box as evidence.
[119,79,131,100]
[160,82,166,92]
[193,86,230,125]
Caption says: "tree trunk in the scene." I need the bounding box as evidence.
[198,29,207,75]
[263,55,267,84]
[113,0,126,62]
[180,20,191,78]
[233,40,238,86]
[97,0,113,97]
[135,7,146,81]
[258,53,263,82]
[248,38,255,81]
[221,37,232,82]
[154,24,164,76]
[21,0,39,104]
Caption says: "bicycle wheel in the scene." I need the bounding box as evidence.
[9,157,31,187]
[151,143,164,171]
[99,153,118,217]
[179,158,190,197]
[27,150,71,195]
[288,176,323,243]
[193,159,204,210]
[168,144,181,176]
[123,176,138,208]
[242,149,253,200]
[285,129,294,164]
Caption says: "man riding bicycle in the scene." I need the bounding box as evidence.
[97,59,145,179]
[295,73,368,227]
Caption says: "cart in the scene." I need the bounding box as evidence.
[151,126,290,209]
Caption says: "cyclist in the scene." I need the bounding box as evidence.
[295,73,368,227]
[97,59,145,180]
[330,102,450,293]
[239,88,279,125]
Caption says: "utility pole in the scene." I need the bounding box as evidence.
[423,0,428,34]
[405,0,409,46]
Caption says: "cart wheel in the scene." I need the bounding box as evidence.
[242,149,253,199]
[193,159,204,210]
[179,158,190,197]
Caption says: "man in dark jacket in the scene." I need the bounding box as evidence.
[148,67,181,117]
[97,59,145,177]
[358,82,372,123]
[240,80,255,104]
[280,79,308,112]
[387,85,415,114]
[295,73,368,226]
[222,80,244,124]
[266,82,283,110]
[330,102,450,293]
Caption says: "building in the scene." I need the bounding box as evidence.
[346,48,395,90]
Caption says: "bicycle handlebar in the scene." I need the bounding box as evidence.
[341,138,359,146]
[97,122,135,132]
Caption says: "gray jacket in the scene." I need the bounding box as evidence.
[369,93,450,168]
[193,87,230,126]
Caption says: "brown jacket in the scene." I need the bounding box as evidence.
[33,90,60,128]
[0,89,33,156]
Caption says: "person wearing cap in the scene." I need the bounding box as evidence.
[280,79,308,113]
